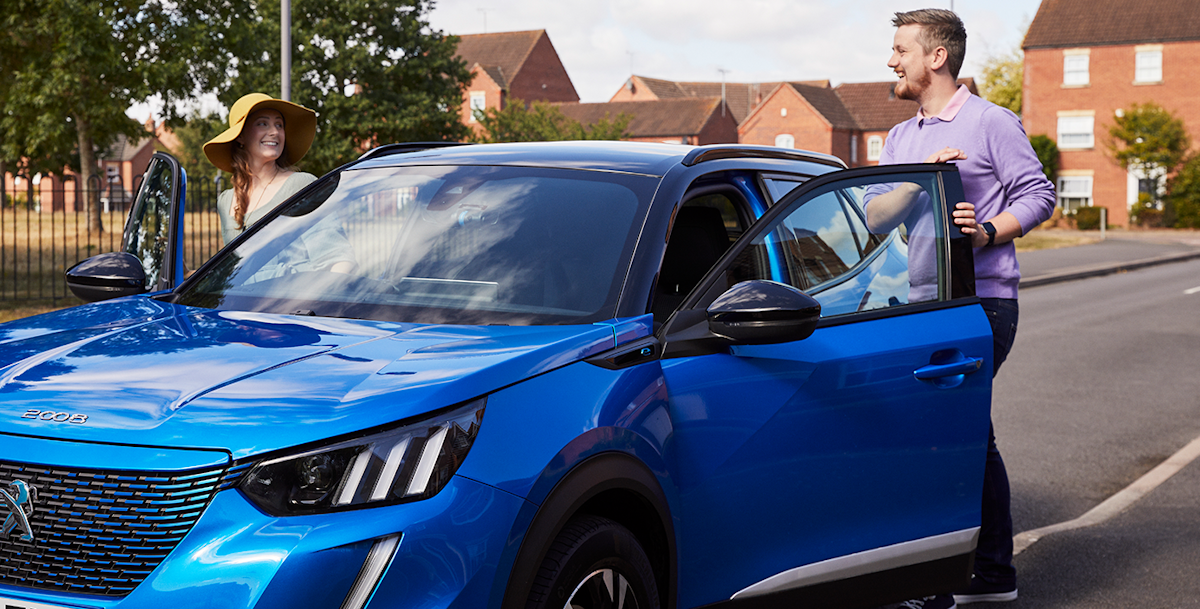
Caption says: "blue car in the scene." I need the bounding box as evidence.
[1,142,992,609]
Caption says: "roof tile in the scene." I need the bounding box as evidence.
[455,30,544,87]
[556,98,725,137]
[1024,0,1200,48]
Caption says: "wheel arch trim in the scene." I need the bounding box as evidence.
[498,443,678,609]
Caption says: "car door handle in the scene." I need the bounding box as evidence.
[913,357,984,380]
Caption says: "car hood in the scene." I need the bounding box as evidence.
[0,298,649,459]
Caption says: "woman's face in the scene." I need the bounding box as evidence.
[237,109,286,166]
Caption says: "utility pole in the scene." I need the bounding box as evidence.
[717,68,730,117]
[281,0,291,101]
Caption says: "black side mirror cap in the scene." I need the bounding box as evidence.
[65,252,148,303]
[707,280,821,344]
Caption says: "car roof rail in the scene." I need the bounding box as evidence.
[356,142,470,163]
[681,145,847,169]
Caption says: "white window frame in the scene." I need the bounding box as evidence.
[1058,175,1093,213]
[468,91,486,122]
[1057,113,1095,149]
[1135,46,1162,83]
[775,134,795,149]
[866,135,883,161]
[1063,50,1090,86]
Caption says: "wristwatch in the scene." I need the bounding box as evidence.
[981,221,997,246]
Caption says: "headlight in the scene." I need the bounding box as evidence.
[239,398,485,515]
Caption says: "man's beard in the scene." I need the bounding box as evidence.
[895,67,932,102]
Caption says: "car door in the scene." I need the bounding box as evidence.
[659,164,992,608]
[121,151,187,292]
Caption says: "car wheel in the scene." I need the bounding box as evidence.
[527,515,660,609]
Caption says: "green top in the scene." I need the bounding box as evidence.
[217,172,317,245]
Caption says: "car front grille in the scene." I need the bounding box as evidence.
[0,459,237,597]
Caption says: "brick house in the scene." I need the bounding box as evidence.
[609,75,829,125]
[1023,0,1200,227]
[454,30,580,134]
[556,98,738,145]
[738,83,860,163]
[610,75,975,168]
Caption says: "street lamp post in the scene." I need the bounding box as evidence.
[281,0,291,101]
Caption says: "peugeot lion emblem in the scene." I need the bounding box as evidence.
[1,479,37,543]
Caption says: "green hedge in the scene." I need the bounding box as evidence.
[1075,207,1103,230]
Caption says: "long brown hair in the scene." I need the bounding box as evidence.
[229,142,291,230]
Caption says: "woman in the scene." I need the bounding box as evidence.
[203,93,319,245]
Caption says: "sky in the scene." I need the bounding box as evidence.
[427,0,1044,102]
[130,0,1045,121]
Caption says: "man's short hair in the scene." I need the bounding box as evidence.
[892,9,967,79]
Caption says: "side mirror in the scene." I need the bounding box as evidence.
[707,280,821,344]
[65,252,148,303]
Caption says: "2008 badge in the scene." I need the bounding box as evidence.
[20,409,88,424]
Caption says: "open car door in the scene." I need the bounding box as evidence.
[66,152,187,302]
[656,164,993,608]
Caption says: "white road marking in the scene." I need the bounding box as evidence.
[1184,286,1200,295]
[1013,433,1200,555]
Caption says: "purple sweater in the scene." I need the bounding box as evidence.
[875,89,1056,299]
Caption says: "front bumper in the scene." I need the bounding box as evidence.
[0,475,524,609]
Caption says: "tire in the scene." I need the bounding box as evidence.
[526,515,660,609]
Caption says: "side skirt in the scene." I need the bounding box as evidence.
[696,553,974,609]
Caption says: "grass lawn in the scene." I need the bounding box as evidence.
[1015,229,1102,252]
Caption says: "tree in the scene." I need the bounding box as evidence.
[978,48,1023,115]
[471,100,631,143]
[1167,154,1200,228]
[0,0,216,232]
[217,0,472,175]
[167,112,228,183]
[1108,102,1191,223]
[1029,134,1059,185]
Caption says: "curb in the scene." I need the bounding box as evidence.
[1019,249,1200,288]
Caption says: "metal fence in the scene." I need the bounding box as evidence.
[0,172,224,301]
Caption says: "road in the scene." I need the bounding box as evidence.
[992,257,1200,607]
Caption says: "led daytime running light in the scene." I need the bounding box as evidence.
[239,398,485,515]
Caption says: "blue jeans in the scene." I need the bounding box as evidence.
[976,298,1018,587]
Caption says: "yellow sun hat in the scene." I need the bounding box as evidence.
[203,93,317,173]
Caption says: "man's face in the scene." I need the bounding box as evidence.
[888,24,933,102]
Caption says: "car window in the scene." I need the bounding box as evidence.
[760,175,808,204]
[653,188,750,323]
[713,171,948,317]
[175,165,658,325]
[122,155,178,291]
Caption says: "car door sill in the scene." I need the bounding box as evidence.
[731,527,980,600]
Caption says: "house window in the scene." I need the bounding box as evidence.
[775,134,795,149]
[1057,114,1094,149]
[1058,175,1092,213]
[468,92,486,122]
[851,136,858,164]
[1135,48,1162,83]
[1063,52,1089,86]
[866,136,883,161]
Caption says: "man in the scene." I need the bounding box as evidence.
[868,9,1056,609]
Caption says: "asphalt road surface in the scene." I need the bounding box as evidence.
[991,258,1200,608]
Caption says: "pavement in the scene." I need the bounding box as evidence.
[1017,229,1200,288]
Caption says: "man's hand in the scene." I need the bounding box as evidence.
[953,202,988,247]
[925,147,967,164]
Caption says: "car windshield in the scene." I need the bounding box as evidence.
[175,165,657,325]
